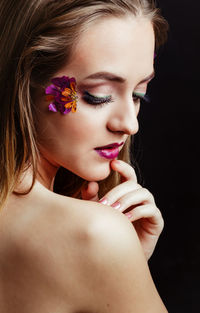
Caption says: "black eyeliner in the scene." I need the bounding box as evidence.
[83,91,112,105]
[132,91,150,103]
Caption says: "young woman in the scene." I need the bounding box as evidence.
[0,0,168,312]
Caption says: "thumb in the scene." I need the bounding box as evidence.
[81,181,99,201]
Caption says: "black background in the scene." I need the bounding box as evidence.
[134,1,200,312]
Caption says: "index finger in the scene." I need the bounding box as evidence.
[110,160,137,183]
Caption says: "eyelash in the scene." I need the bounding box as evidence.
[82,91,113,107]
[132,92,150,103]
[82,91,149,107]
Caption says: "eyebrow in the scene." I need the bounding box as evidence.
[84,71,155,84]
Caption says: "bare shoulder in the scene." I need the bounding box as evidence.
[0,191,135,312]
[74,202,168,313]
[0,191,97,313]
[0,194,167,313]
[0,191,72,312]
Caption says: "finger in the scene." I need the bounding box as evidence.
[99,161,139,205]
[110,160,137,183]
[99,180,140,206]
[81,181,99,201]
[111,188,155,213]
[124,204,164,234]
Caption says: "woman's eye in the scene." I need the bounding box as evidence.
[132,92,149,103]
[82,91,112,106]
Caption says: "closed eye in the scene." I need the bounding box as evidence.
[82,91,113,106]
[132,92,150,103]
[82,90,150,107]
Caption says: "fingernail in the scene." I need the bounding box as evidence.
[125,212,132,219]
[99,198,108,205]
[111,202,121,210]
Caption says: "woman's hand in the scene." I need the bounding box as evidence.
[100,160,164,260]
[81,159,164,260]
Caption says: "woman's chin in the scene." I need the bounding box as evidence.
[80,165,111,182]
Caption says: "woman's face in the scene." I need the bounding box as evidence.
[36,16,155,182]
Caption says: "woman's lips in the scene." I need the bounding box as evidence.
[94,142,123,160]
[95,147,120,160]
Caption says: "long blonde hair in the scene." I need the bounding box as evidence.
[0,0,168,209]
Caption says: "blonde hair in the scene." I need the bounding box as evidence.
[0,0,168,209]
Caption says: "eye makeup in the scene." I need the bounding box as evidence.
[132,91,150,103]
[81,90,150,108]
[82,91,113,106]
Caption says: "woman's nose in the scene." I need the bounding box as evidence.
[107,99,139,135]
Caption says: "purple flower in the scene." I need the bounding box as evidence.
[45,76,78,114]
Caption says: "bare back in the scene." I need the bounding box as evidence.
[0,184,99,312]
[0,183,167,313]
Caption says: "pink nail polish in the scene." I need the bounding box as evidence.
[99,198,108,205]
[111,202,121,210]
[125,212,132,219]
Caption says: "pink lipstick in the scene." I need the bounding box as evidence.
[95,142,123,160]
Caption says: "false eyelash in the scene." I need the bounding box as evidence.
[82,91,113,106]
[133,92,150,103]
[82,90,150,108]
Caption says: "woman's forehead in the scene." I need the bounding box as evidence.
[59,16,155,85]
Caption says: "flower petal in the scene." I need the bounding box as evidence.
[52,76,70,89]
[63,108,72,114]
[72,105,77,113]
[54,94,67,104]
[62,88,72,97]
[46,95,55,101]
[48,103,58,112]
[45,84,59,96]
[70,78,76,92]
[64,101,73,109]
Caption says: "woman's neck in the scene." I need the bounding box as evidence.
[14,155,59,193]
[36,154,59,191]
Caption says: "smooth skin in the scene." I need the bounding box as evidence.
[0,16,168,313]
[82,159,164,260]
